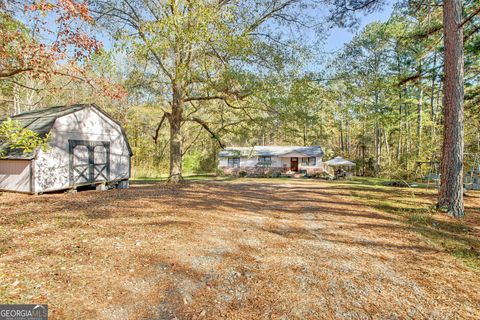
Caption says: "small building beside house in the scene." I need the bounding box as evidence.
[218,146,324,176]
[0,104,132,194]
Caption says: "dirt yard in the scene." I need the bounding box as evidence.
[1,179,479,319]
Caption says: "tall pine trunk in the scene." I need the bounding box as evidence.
[362,115,367,176]
[438,0,464,217]
[339,120,344,154]
[374,125,381,176]
[346,121,351,156]
[168,84,184,184]
[384,130,391,167]
[397,92,403,164]
[417,80,424,159]
[430,51,437,138]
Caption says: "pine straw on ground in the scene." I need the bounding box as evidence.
[0,179,479,319]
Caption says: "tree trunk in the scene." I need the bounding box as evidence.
[396,48,404,165]
[405,99,411,174]
[438,0,464,217]
[417,79,424,159]
[374,125,381,176]
[362,113,367,176]
[477,131,480,154]
[397,89,403,164]
[168,84,184,183]
[346,121,351,156]
[384,129,390,167]
[361,144,366,176]
[374,91,381,176]
[303,124,307,146]
[339,120,344,154]
[430,51,437,138]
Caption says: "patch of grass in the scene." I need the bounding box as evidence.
[343,179,480,269]
[0,237,13,255]
[131,176,168,182]
[0,288,14,305]
[345,176,433,189]
[131,166,166,179]
[132,174,305,184]
[132,173,231,183]
[14,219,29,227]
[410,220,480,269]
[183,174,232,181]
[407,212,434,225]
[350,177,391,186]
[0,244,7,255]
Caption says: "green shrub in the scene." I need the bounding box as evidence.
[0,118,49,157]
[271,171,281,178]
[183,151,203,173]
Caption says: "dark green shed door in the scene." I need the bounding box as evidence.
[69,140,110,186]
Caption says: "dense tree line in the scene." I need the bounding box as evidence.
[1,0,478,216]
[327,0,479,216]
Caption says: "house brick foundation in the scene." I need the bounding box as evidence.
[221,166,325,177]
[221,167,284,177]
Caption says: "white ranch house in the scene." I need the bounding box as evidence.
[0,104,132,194]
[218,146,325,176]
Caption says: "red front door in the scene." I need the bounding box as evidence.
[291,157,298,171]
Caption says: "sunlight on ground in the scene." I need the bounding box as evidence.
[0,177,479,319]
[132,175,480,269]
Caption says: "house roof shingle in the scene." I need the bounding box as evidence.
[218,146,324,158]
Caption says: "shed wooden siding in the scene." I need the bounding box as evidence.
[0,160,31,192]
[34,107,131,192]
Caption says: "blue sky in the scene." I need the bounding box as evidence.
[26,1,394,53]
[323,2,394,53]
[304,1,394,72]
[87,1,395,74]
[32,1,394,75]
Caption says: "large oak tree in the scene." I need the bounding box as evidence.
[91,0,323,183]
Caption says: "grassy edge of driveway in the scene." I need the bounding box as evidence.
[329,177,480,270]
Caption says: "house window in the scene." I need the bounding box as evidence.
[258,156,272,167]
[301,157,316,166]
[227,157,240,168]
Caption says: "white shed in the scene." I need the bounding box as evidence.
[0,104,132,194]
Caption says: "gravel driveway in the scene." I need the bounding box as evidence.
[0,179,479,319]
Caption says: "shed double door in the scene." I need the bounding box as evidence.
[69,140,110,185]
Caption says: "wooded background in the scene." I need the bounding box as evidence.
[1,0,479,182]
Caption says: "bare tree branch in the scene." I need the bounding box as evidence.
[185,117,225,149]
[0,68,34,79]
[152,113,167,145]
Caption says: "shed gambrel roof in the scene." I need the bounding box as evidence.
[219,146,324,158]
[0,104,132,159]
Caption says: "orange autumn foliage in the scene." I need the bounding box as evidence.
[0,1,125,100]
